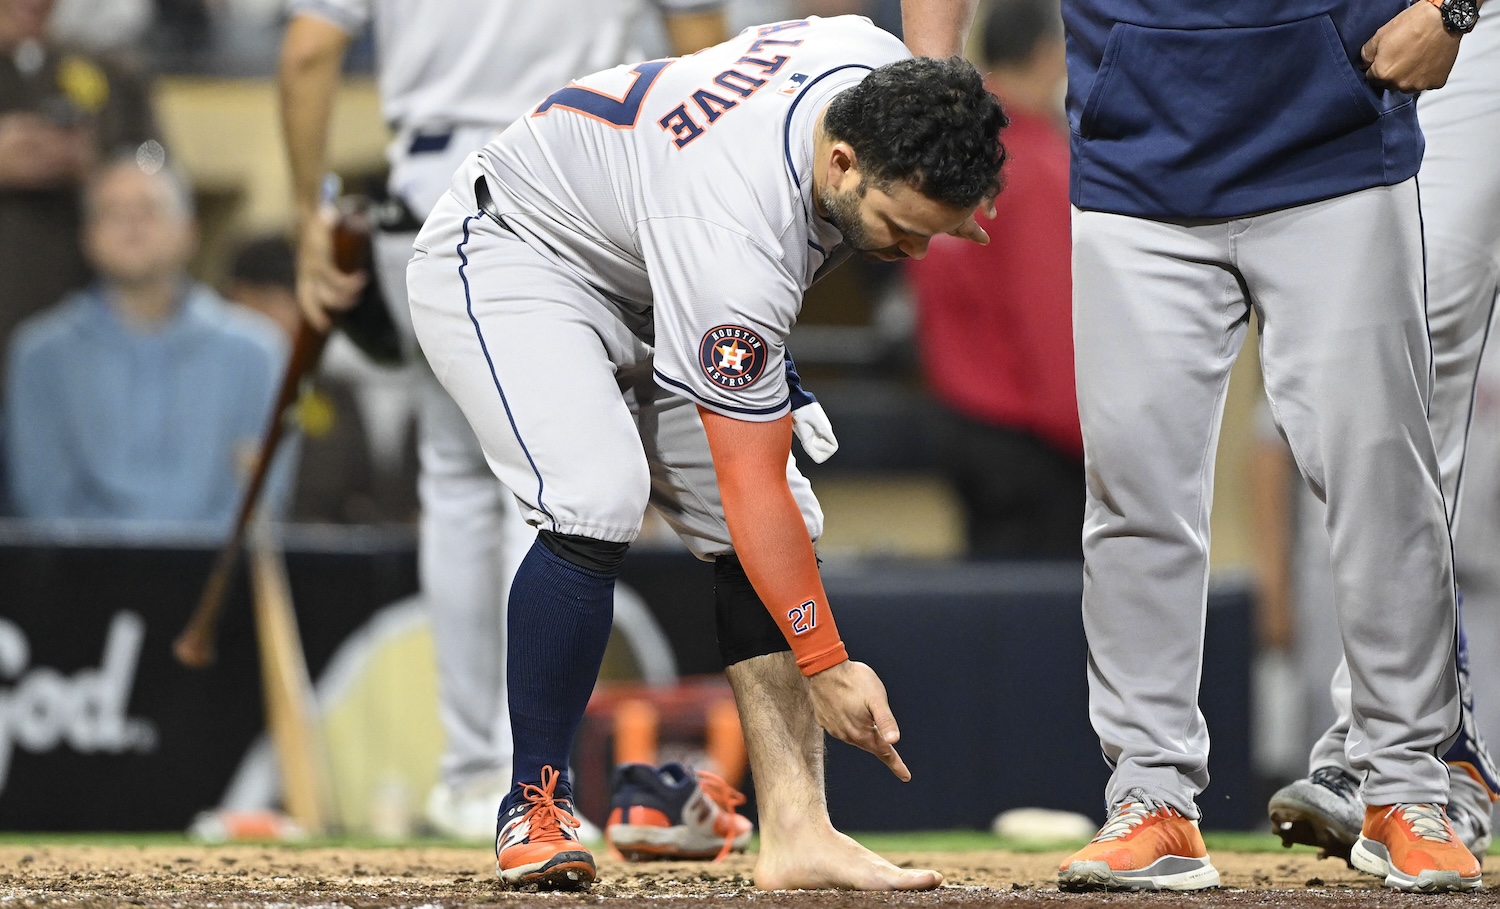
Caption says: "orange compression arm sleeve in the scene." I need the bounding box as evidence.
[698,406,848,676]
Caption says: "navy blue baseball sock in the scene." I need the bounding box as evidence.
[503,537,617,809]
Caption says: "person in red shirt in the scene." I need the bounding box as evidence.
[907,0,1077,558]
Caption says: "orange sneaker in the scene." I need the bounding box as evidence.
[1351,804,1483,892]
[606,763,753,861]
[1058,789,1220,891]
[495,766,596,889]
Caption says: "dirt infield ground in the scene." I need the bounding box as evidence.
[2,843,1498,908]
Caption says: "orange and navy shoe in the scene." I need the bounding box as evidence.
[495,766,596,890]
[1350,803,1483,892]
[1058,788,1220,891]
[605,762,753,861]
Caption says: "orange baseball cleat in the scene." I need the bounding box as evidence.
[1058,789,1220,891]
[495,766,596,890]
[606,763,753,861]
[1351,803,1484,892]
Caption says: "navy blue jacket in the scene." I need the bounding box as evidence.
[1064,0,1423,218]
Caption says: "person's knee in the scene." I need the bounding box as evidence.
[538,530,629,574]
[715,555,791,666]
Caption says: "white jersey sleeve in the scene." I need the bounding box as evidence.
[642,217,798,420]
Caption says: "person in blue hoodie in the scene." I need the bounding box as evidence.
[1056,0,1486,893]
[4,154,287,531]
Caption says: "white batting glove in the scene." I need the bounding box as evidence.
[792,401,839,464]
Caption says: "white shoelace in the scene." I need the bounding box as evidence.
[1092,789,1167,843]
[1386,803,1454,842]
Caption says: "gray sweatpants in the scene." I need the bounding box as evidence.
[1075,178,1460,816]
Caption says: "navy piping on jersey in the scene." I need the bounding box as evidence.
[807,238,827,256]
[782,64,874,187]
[457,210,556,529]
[652,369,791,416]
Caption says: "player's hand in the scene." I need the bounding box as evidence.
[807,659,911,781]
[296,210,366,331]
[1361,1,1462,92]
[791,401,839,463]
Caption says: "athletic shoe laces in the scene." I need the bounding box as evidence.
[1310,766,1359,801]
[693,770,747,861]
[1386,803,1454,843]
[518,765,580,845]
[1092,788,1175,843]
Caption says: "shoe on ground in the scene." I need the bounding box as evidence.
[1268,766,1363,863]
[495,766,596,890]
[1448,766,1494,862]
[1057,788,1220,891]
[426,775,511,842]
[606,762,753,861]
[1351,803,1483,892]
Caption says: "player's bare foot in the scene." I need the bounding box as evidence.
[753,824,943,891]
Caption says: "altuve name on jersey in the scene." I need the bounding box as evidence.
[659,20,811,149]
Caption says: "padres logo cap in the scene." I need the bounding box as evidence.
[698,325,767,390]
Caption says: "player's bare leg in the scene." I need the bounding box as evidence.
[725,652,943,891]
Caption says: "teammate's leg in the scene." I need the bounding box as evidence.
[417,375,531,820]
[1274,17,1500,859]
[633,373,939,890]
[1245,180,1478,890]
[1056,209,1246,891]
[375,225,526,838]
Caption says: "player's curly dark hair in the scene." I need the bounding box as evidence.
[823,56,1007,209]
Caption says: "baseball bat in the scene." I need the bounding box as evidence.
[174,202,370,669]
[249,523,336,834]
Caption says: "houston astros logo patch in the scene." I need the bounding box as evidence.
[699,325,767,390]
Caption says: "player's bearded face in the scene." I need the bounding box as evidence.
[818,180,893,257]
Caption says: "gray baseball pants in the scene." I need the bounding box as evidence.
[1075,177,1460,816]
[1306,14,1500,808]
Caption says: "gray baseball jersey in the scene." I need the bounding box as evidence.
[407,16,903,553]
[472,14,908,421]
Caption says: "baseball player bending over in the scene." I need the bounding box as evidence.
[408,15,1004,890]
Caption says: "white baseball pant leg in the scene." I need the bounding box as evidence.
[376,226,530,793]
[1077,179,1459,815]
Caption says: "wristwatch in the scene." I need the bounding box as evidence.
[1426,0,1480,34]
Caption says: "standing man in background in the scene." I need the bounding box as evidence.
[278,0,727,841]
[907,0,1077,559]
[0,0,158,369]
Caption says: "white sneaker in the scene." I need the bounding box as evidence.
[425,776,511,841]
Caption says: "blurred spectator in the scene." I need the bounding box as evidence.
[48,0,152,55]
[3,156,287,526]
[226,235,416,524]
[905,0,1076,559]
[0,0,160,361]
